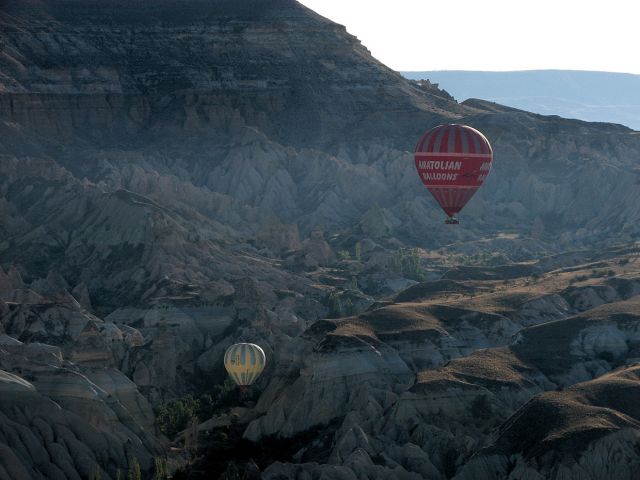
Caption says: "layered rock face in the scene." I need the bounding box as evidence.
[0,267,162,480]
[2,1,640,479]
[1,0,640,274]
[239,250,640,479]
[456,365,640,480]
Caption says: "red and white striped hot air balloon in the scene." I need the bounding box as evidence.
[414,124,493,224]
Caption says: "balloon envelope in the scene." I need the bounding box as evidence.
[224,343,266,387]
[414,124,492,218]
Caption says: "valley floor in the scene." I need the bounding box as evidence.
[5,242,640,479]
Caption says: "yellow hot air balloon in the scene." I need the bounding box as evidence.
[224,343,266,391]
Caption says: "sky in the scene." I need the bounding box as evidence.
[298,0,640,74]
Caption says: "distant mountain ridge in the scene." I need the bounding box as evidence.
[402,70,640,130]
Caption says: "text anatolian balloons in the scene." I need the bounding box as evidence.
[414,124,492,223]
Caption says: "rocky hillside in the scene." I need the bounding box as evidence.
[402,70,640,130]
[245,247,640,479]
[2,0,640,479]
[2,0,640,264]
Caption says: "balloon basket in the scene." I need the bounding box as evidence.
[445,218,459,225]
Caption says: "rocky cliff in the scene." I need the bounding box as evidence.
[247,250,640,480]
[2,0,640,478]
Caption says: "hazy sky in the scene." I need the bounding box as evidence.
[298,0,640,74]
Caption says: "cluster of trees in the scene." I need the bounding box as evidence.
[391,248,423,281]
[93,457,168,480]
[338,241,362,262]
[155,379,238,438]
[327,291,355,317]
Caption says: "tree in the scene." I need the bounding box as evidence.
[392,249,404,273]
[338,249,351,260]
[184,417,200,462]
[354,242,362,261]
[128,458,141,480]
[405,249,422,280]
[345,298,354,315]
[154,457,168,480]
[155,394,200,437]
[327,291,342,317]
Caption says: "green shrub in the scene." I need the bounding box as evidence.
[155,380,240,438]
[155,395,200,438]
[392,248,423,281]
[338,250,351,260]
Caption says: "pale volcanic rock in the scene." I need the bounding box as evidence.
[257,215,302,253]
[569,323,629,359]
[0,329,160,477]
[128,329,183,393]
[263,458,425,480]
[0,382,156,480]
[5,342,64,367]
[389,299,640,475]
[30,271,70,297]
[70,320,116,366]
[71,282,93,311]
[108,304,238,396]
[509,293,572,326]
[118,324,145,346]
[455,366,640,480]
[2,1,640,478]
[329,419,379,465]
[244,288,563,455]
[0,369,36,394]
[358,205,401,240]
[0,334,22,346]
[0,265,24,294]
[382,443,443,480]
[0,288,45,304]
[244,343,413,441]
[30,367,105,401]
[84,367,157,435]
[563,284,621,311]
[0,301,99,342]
[32,367,160,451]
[299,227,335,268]
[457,430,640,480]
[196,340,232,374]
[0,346,159,480]
[245,294,540,459]
[249,294,640,478]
